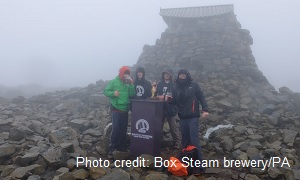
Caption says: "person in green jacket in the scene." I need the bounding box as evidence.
[104,66,135,157]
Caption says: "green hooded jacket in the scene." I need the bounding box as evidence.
[104,76,135,112]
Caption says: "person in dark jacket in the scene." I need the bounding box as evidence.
[156,69,181,149]
[172,69,209,175]
[134,67,152,99]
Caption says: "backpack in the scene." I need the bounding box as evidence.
[167,156,188,176]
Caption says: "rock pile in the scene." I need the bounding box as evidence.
[0,77,299,179]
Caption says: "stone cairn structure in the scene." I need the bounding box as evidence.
[0,4,299,180]
[135,4,276,112]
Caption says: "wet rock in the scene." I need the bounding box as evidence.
[249,141,263,149]
[268,167,283,179]
[220,137,234,151]
[82,128,102,137]
[244,174,260,180]
[113,151,131,160]
[89,94,109,105]
[33,155,49,171]
[16,152,39,166]
[145,173,168,180]
[295,137,300,146]
[261,104,276,115]
[0,144,16,158]
[55,103,68,111]
[9,127,26,141]
[72,169,89,179]
[216,99,233,108]
[2,110,14,118]
[29,120,50,136]
[27,175,41,180]
[68,119,92,132]
[266,141,282,151]
[232,150,248,161]
[279,86,294,96]
[1,165,17,177]
[60,143,74,153]
[234,126,247,134]
[27,135,46,146]
[292,169,300,179]
[0,119,13,133]
[250,167,266,175]
[282,129,298,144]
[205,167,225,174]
[89,166,108,179]
[246,147,259,159]
[11,96,26,104]
[129,170,141,180]
[267,131,281,143]
[95,144,106,155]
[248,134,264,143]
[10,164,45,179]
[100,168,130,180]
[55,167,69,175]
[139,154,155,168]
[234,142,249,151]
[49,127,79,146]
[264,149,280,159]
[210,128,228,140]
[66,158,76,170]
[41,146,68,168]
[53,172,75,180]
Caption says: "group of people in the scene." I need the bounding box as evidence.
[104,66,209,174]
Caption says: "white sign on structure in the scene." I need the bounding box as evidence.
[132,119,153,139]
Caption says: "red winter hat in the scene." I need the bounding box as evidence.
[119,66,130,80]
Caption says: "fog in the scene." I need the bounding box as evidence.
[1,0,299,92]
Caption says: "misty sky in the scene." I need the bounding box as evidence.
[0,0,299,92]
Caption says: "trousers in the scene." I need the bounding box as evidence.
[179,117,203,161]
[109,110,128,152]
[166,116,181,143]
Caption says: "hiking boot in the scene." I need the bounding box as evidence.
[174,142,181,150]
[192,167,205,176]
[117,147,128,152]
[107,154,113,159]
[107,150,115,159]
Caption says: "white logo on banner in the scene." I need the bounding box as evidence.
[136,85,145,97]
[163,87,167,94]
[136,119,149,133]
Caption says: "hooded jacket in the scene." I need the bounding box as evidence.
[134,67,151,99]
[104,66,135,111]
[172,69,209,119]
[157,69,174,96]
[156,69,177,117]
